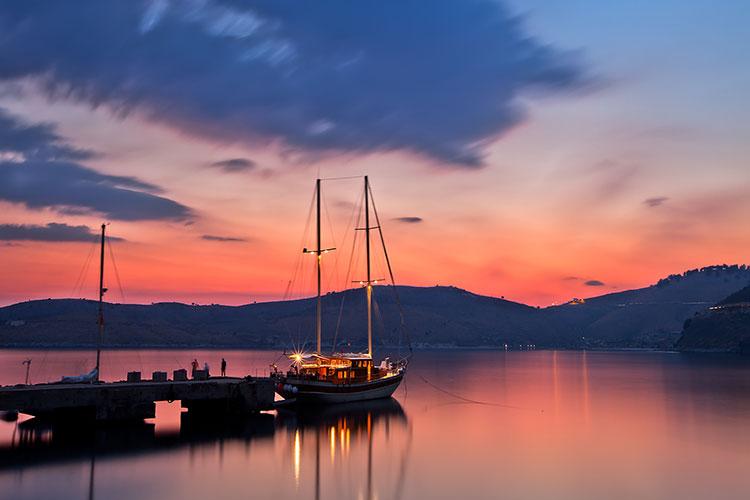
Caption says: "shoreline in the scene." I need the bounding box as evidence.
[0,344,740,355]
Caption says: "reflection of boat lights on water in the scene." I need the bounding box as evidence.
[293,429,301,486]
[329,426,336,463]
[277,398,411,500]
[0,398,410,500]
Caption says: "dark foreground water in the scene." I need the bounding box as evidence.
[0,350,748,500]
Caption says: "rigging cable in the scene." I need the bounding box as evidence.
[372,298,390,348]
[106,232,144,374]
[331,190,364,352]
[328,188,362,352]
[71,238,98,298]
[278,185,318,357]
[106,238,126,303]
[368,183,413,358]
[319,175,362,181]
[322,194,340,293]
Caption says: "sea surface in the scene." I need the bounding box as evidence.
[0,349,748,500]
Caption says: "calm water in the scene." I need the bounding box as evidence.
[0,349,748,500]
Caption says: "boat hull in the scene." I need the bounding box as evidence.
[276,372,404,404]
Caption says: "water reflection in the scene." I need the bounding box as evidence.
[1,350,748,500]
[0,398,410,500]
[276,399,410,500]
[0,412,275,470]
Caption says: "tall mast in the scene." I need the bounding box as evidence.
[303,179,334,354]
[316,178,322,354]
[365,176,372,358]
[95,223,105,382]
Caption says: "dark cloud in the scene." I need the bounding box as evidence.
[201,234,248,242]
[0,160,193,221]
[392,216,423,224]
[584,280,605,286]
[0,1,592,167]
[208,158,257,173]
[0,106,189,221]
[0,222,124,242]
[644,196,669,208]
[0,107,96,160]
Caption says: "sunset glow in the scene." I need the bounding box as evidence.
[1,1,748,307]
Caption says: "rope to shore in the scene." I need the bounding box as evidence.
[418,375,544,413]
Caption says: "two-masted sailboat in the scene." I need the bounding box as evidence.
[272,176,407,404]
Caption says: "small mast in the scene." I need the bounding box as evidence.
[94,223,106,382]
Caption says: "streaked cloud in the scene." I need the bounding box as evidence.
[644,196,669,208]
[0,160,193,221]
[0,105,191,221]
[392,217,423,224]
[0,107,95,161]
[586,159,639,200]
[201,234,248,242]
[584,280,605,286]
[0,222,123,242]
[208,158,256,173]
[0,0,592,167]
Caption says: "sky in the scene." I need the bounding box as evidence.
[0,0,748,307]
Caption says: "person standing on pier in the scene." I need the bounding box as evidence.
[204,361,210,377]
[191,358,199,378]
[221,358,227,377]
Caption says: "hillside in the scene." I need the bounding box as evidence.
[0,286,558,349]
[677,283,750,353]
[2,266,749,350]
[545,265,750,348]
[716,284,750,306]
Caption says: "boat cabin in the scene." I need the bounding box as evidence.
[290,354,380,383]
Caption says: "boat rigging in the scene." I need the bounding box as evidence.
[273,176,409,404]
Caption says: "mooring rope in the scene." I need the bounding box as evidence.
[418,375,543,412]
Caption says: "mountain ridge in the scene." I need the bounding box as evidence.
[2,266,749,350]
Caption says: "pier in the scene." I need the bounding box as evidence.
[0,376,275,421]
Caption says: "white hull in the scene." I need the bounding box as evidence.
[295,380,400,404]
[276,372,404,404]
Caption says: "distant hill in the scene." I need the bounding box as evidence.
[716,284,750,306]
[677,283,750,353]
[2,265,749,350]
[0,286,557,349]
[542,265,750,349]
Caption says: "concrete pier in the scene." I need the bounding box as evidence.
[0,377,275,421]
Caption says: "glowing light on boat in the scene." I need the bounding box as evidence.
[290,351,306,366]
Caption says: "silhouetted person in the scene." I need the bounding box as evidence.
[204,362,210,377]
[191,358,199,378]
[221,358,227,377]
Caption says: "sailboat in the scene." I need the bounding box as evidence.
[60,223,108,384]
[272,176,408,404]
